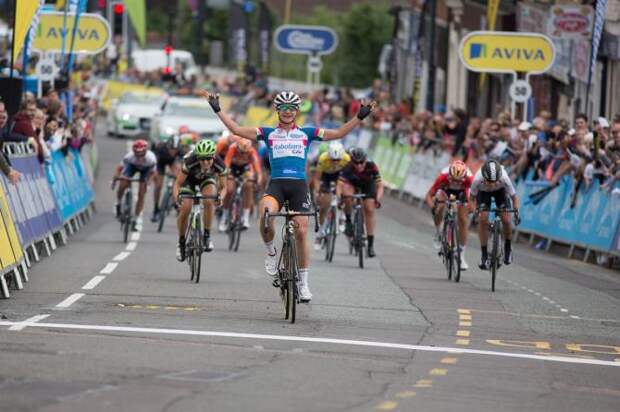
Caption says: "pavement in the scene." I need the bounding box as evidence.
[0,125,619,412]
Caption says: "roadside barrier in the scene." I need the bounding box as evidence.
[360,130,620,263]
[0,142,96,298]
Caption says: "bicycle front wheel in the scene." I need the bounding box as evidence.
[288,233,299,324]
[193,220,202,284]
[453,221,461,282]
[122,191,132,243]
[355,209,364,269]
[490,223,500,292]
[157,189,171,233]
[327,209,337,262]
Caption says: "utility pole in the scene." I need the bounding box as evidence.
[426,0,437,112]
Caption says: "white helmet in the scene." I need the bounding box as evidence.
[273,91,302,107]
[328,141,345,160]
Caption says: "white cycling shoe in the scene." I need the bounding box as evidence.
[298,283,313,302]
[264,252,278,277]
[460,254,469,270]
[218,219,228,233]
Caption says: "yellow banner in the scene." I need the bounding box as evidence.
[100,81,166,112]
[12,0,40,63]
[460,31,555,74]
[0,182,23,270]
[33,12,111,54]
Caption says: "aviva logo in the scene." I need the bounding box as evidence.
[470,43,486,59]
[459,32,555,74]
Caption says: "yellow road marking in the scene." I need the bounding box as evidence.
[441,357,458,364]
[456,330,471,337]
[459,314,472,321]
[146,305,160,310]
[376,400,398,410]
[457,309,471,314]
[456,339,470,345]
[565,343,620,355]
[429,368,447,376]
[395,391,417,399]
[414,379,433,388]
[459,321,472,327]
[487,340,550,350]
[165,306,177,310]
[534,352,595,359]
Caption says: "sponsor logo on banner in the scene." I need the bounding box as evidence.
[459,31,556,74]
[549,5,594,39]
[33,12,111,54]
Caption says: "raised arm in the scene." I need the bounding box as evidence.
[322,100,376,141]
[198,90,258,141]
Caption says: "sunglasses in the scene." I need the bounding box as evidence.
[353,160,366,165]
[198,156,214,161]
[276,104,299,112]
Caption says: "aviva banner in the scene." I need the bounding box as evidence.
[459,31,555,74]
[33,12,111,54]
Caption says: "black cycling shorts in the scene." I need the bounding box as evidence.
[344,179,377,199]
[264,179,311,212]
[179,174,217,195]
[156,153,177,175]
[319,172,339,193]
[476,189,508,210]
[438,188,468,203]
[229,163,251,179]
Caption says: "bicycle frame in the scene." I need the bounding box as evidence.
[436,197,466,282]
[342,193,367,268]
[478,206,518,292]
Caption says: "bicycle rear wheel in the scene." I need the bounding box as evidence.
[157,189,171,233]
[490,223,499,292]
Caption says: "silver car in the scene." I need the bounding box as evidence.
[107,91,166,138]
[150,96,225,143]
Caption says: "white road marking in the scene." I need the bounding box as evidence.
[55,293,85,308]
[570,315,580,319]
[0,320,617,368]
[100,262,119,274]
[113,252,131,261]
[82,275,106,290]
[8,314,50,331]
[131,232,141,241]
[126,242,137,251]
[560,308,569,313]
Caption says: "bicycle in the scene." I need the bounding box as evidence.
[435,196,466,282]
[227,176,255,252]
[264,201,318,324]
[113,177,141,243]
[343,193,367,269]
[478,206,518,292]
[321,182,339,263]
[179,193,219,283]
[157,173,177,233]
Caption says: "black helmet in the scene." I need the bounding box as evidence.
[349,147,367,163]
[481,159,502,182]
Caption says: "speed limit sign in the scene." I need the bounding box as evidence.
[35,53,59,81]
[509,80,532,103]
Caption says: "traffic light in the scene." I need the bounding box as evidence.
[111,1,125,37]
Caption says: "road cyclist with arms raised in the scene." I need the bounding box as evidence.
[173,139,227,262]
[425,160,474,270]
[470,159,521,270]
[201,89,376,302]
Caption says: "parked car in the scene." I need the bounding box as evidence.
[106,91,166,138]
[150,96,225,143]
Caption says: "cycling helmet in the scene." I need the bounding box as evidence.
[349,147,367,163]
[273,91,301,108]
[328,141,345,160]
[481,159,502,182]
[449,160,467,180]
[178,125,191,134]
[238,139,252,153]
[318,142,330,155]
[132,139,148,156]
[194,139,216,158]
[179,132,197,146]
[166,135,180,150]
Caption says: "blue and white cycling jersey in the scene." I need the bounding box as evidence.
[257,124,325,180]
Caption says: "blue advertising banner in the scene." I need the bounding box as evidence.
[46,149,94,221]
[517,175,620,252]
[48,150,78,221]
[1,154,62,244]
[274,25,338,55]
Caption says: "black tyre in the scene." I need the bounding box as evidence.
[453,222,461,283]
[327,211,337,262]
[288,237,298,324]
[188,237,195,281]
[122,192,132,243]
[491,224,499,292]
[157,190,170,233]
[355,209,364,269]
[193,221,202,284]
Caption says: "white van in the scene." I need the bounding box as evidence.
[131,49,199,79]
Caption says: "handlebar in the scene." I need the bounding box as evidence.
[178,194,220,201]
[113,176,142,183]
[263,202,319,233]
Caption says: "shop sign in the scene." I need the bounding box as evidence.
[548,5,593,39]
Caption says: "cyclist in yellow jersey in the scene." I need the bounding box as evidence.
[313,141,350,250]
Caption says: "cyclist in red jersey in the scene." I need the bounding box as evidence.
[219,139,263,230]
[425,160,473,270]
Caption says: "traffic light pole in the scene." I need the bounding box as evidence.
[426,0,437,112]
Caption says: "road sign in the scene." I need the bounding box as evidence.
[509,80,532,103]
[459,31,555,74]
[35,53,59,81]
[274,25,338,55]
[33,12,111,54]
[307,56,323,73]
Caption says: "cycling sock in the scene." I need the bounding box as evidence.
[221,209,229,221]
[243,208,250,221]
[265,241,276,255]
[367,235,374,247]
[481,246,488,260]
[345,214,351,223]
[179,236,185,244]
[204,229,210,238]
[505,239,511,254]
[299,268,308,286]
